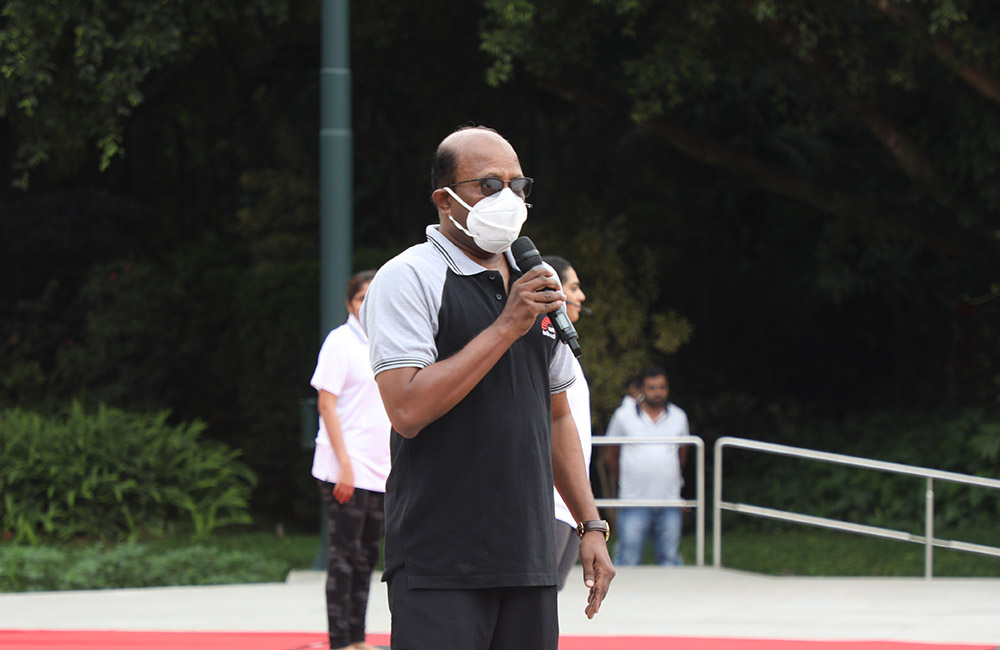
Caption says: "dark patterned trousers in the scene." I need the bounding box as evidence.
[317,480,385,649]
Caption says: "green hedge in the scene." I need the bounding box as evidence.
[0,543,286,591]
[0,402,256,543]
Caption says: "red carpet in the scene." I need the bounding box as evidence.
[0,630,994,650]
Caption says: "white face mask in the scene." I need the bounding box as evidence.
[445,186,529,254]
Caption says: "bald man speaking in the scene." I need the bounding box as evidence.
[360,126,614,649]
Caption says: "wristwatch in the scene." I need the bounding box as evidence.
[576,519,610,542]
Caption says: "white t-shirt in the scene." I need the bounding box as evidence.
[608,402,689,501]
[310,313,392,493]
[554,357,591,527]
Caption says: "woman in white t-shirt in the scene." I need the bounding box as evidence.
[542,255,592,591]
[310,270,391,650]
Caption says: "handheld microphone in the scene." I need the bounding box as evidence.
[510,236,582,358]
[568,302,593,316]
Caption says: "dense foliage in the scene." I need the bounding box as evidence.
[1,0,997,527]
[0,542,286,591]
[0,403,255,543]
[480,0,1000,412]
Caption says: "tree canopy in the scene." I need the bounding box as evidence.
[1,0,997,524]
[479,0,1000,408]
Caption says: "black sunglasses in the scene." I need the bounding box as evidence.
[447,176,533,198]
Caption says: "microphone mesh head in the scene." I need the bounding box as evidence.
[511,236,542,270]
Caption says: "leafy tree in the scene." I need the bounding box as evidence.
[2,0,998,528]
[481,0,1000,411]
[0,1,295,189]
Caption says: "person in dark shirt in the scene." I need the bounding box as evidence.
[361,125,615,650]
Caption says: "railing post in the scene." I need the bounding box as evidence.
[696,438,705,566]
[924,477,934,580]
[712,439,724,568]
[708,436,1000,577]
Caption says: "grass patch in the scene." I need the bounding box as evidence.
[139,528,322,570]
[706,520,1000,577]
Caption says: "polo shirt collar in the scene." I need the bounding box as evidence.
[346,312,367,343]
[425,225,518,276]
[637,402,670,424]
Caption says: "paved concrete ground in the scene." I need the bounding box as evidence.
[1,567,997,645]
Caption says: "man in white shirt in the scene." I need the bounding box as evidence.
[605,365,689,566]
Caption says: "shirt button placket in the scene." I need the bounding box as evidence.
[487,273,503,301]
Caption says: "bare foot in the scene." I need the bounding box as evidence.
[351,644,382,650]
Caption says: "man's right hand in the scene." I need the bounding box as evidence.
[499,267,565,337]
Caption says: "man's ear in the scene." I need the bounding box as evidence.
[431,188,451,214]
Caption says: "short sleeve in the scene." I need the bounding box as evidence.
[361,255,440,376]
[678,408,691,437]
[310,329,348,396]
[548,339,577,395]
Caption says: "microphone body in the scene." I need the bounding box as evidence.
[510,236,582,358]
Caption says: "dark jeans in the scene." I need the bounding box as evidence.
[318,480,385,648]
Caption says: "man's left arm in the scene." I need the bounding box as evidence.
[551,391,615,619]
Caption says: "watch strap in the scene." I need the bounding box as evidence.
[576,519,610,542]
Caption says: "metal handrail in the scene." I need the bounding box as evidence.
[712,436,1000,578]
[592,435,705,566]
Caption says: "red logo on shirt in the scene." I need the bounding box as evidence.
[540,316,556,340]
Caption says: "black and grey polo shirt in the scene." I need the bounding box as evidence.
[361,224,576,589]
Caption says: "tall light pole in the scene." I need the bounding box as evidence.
[311,0,352,569]
[320,0,352,337]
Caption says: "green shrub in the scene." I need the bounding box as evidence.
[0,545,65,591]
[0,542,287,592]
[0,402,256,544]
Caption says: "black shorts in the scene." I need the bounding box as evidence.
[386,564,558,650]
